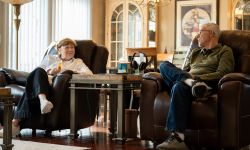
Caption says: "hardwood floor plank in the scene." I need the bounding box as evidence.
[15,123,155,150]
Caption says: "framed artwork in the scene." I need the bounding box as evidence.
[175,0,218,51]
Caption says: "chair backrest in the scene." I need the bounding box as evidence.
[219,30,250,75]
[44,40,109,74]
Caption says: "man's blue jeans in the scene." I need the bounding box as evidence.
[159,61,193,132]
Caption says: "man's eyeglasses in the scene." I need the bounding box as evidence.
[199,30,212,34]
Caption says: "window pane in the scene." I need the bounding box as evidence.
[112,12,118,21]
[117,42,123,60]
[128,3,142,48]
[111,43,116,60]
[116,4,123,14]
[53,0,91,40]
[118,12,123,21]
[243,15,250,30]
[117,22,123,41]
[111,23,117,41]
[129,4,136,12]
[148,4,156,47]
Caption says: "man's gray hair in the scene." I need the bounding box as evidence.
[204,23,220,37]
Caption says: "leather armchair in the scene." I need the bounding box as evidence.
[139,30,250,150]
[0,40,109,135]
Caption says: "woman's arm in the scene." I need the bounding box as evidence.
[74,59,93,75]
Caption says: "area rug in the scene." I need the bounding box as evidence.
[0,139,90,150]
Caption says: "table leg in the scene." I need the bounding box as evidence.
[103,92,108,127]
[0,98,14,150]
[115,85,126,143]
[69,84,78,139]
[109,91,117,135]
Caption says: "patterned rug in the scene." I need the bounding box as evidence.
[0,139,90,150]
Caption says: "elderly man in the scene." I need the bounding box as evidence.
[156,23,235,149]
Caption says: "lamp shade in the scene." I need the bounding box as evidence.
[0,0,32,4]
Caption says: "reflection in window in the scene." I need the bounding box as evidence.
[234,0,250,30]
[148,4,156,47]
[128,3,142,48]
[110,4,124,67]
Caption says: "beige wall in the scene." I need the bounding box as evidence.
[92,0,105,45]
[0,2,7,67]
[158,0,233,53]
[0,3,4,67]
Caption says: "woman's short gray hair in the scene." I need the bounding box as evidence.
[56,38,77,49]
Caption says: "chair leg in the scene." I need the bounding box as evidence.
[44,130,52,137]
[32,129,36,137]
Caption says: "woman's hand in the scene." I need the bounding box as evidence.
[47,67,61,75]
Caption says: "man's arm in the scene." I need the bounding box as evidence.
[196,45,235,81]
[182,35,199,71]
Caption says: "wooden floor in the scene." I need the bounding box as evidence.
[12,123,250,150]
[15,122,155,150]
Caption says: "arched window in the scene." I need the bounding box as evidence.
[110,4,124,67]
[234,0,250,30]
[109,2,142,67]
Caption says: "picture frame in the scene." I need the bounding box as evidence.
[175,0,218,51]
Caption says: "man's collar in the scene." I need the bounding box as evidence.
[200,43,222,55]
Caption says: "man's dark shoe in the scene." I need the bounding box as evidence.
[191,81,208,98]
[156,133,188,150]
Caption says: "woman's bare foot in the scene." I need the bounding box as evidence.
[12,119,19,127]
[0,119,20,137]
[12,119,20,137]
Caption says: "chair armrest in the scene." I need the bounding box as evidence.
[52,70,75,91]
[0,68,29,86]
[218,73,250,146]
[60,70,74,76]
[0,71,8,87]
[140,72,164,139]
[218,72,250,86]
[142,72,165,92]
[52,73,72,92]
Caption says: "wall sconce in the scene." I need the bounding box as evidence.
[0,0,33,69]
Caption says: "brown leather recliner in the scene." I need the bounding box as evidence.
[139,30,250,150]
[0,40,109,135]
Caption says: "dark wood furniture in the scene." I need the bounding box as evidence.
[0,88,14,150]
[69,74,142,142]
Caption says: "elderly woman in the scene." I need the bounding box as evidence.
[0,38,93,137]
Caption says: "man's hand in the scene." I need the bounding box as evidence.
[190,74,195,79]
[190,74,201,81]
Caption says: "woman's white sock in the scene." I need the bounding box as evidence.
[38,94,53,114]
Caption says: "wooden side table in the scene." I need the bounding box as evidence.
[69,74,142,143]
[0,88,14,150]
